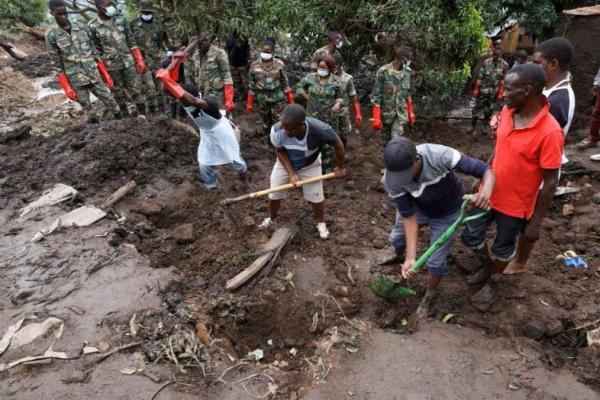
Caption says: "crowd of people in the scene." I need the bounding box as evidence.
[44,0,600,316]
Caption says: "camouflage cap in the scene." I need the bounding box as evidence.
[139,0,155,13]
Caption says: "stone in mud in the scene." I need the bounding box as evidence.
[592,192,600,205]
[173,223,193,244]
[521,319,546,340]
[562,204,575,216]
[545,319,564,337]
[373,239,386,249]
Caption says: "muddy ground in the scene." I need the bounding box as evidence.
[1,48,600,400]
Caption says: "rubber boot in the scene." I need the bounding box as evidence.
[170,102,177,118]
[118,104,130,118]
[136,103,146,116]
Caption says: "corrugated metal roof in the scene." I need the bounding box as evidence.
[563,5,600,16]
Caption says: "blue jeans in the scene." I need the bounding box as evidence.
[388,209,460,277]
[199,160,247,189]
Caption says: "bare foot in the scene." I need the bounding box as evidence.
[503,260,527,275]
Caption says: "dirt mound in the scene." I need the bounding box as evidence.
[10,52,53,78]
[0,117,198,199]
[0,67,35,118]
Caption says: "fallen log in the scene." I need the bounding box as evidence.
[102,180,137,209]
[0,39,27,61]
[226,227,294,290]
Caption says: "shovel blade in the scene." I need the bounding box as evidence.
[369,274,416,300]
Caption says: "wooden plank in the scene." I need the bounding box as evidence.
[102,180,137,209]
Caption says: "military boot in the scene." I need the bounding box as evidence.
[157,100,165,114]
[118,104,130,117]
[136,103,146,116]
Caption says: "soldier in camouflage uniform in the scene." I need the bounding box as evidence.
[246,38,293,137]
[194,35,235,113]
[311,31,343,70]
[46,0,120,123]
[130,0,170,114]
[89,0,147,116]
[297,55,344,168]
[471,40,509,137]
[371,46,413,143]
[226,34,251,100]
[332,53,362,146]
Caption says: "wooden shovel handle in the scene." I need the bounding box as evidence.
[221,173,336,205]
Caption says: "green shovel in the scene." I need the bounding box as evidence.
[370,195,490,300]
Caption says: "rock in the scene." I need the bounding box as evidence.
[289,391,298,400]
[551,231,575,246]
[562,204,575,216]
[61,370,90,384]
[522,319,546,340]
[592,192,600,205]
[373,239,386,249]
[134,221,154,237]
[333,285,349,298]
[243,215,255,227]
[173,223,193,244]
[545,319,564,337]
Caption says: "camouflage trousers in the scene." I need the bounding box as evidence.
[205,89,225,111]
[140,69,163,109]
[110,65,145,107]
[73,81,119,121]
[309,110,340,171]
[231,65,248,98]
[338,112,351,145]
[472,94,501,120]
[382,116,405,144]
[257,99,286,138]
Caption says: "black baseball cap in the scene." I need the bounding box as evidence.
[384,137,417,191]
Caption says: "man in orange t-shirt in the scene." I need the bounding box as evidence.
[462,63,563,311]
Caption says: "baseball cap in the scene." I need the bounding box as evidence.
[384,137,417,192]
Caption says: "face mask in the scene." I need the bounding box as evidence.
[260,52,273,61]
[403,60,412,70]
[336,41,343,49]
[318,69,330,77]
[105,6,117,17]
[141,14,153,21]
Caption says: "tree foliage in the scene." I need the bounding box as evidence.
[0,0,47,28]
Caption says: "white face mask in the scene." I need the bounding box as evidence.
[318,69,330,78]
[141,14,153,21]
[403,60,412,70]
[105,5,117,17]
[260,52,273,61]
[336,41,343,49]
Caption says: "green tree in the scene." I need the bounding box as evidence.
[0,0,47,28]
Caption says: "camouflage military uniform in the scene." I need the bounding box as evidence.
[130,13,169,112]
[472,57,509,119]
[46,22,119,121]
[311,45,342,69]
[371,63,411,141]
[231,65,249,98]
[297,72,343,169]
[336,69,357,140]
[196,44,233,110]
[88,15,145,111]
[248,57,289,136]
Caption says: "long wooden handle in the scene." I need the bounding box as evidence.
[221,173,336,205]
[165,39,199,72]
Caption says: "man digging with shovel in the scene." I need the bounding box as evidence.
[258,104,346,239]
[377,137,495,317]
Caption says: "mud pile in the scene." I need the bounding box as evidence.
[0,117,198,198]
[10,53,53,78]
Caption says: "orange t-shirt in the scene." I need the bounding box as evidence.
[490,100,563,219]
